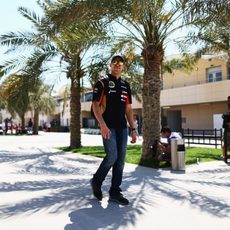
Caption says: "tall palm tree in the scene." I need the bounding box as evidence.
[0,73,31,129]
[0,73,56,134]
[29,82,57,134]
[118,1,197,159]
[0,28,55,130]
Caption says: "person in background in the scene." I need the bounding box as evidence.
[9,118,13,134]
[4,117,9,134]
[222,96,230,161]
[16,123,22,134]
[158,127,182,162]
[28,118,33,134]
[90,55,137,205]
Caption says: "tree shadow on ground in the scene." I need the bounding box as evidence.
[0,147,229,229]
[126,165,230,218]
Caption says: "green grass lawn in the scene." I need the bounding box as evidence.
[60,145,227,169]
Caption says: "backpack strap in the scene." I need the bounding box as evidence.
[91,76,109,118]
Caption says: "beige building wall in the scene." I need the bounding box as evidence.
[161,80,230,106]
[160,55,229,129]
[163,102,227,130]
[163,57,228,89]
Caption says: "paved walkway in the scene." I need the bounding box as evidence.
[0,132,229,230]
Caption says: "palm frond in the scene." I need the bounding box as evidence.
[18,6,42,26]
[0,56,28,76]
[0,31,38,47]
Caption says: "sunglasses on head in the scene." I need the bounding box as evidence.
[111,61,124,65]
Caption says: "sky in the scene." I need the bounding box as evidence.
[0,0,41,33]
[0,0,69,92]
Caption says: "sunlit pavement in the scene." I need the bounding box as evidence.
[0,132,229,230]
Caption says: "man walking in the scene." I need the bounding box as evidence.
[91,55,137,205]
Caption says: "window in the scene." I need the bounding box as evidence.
[215,72,222,81]
[81,92,93,102]
[207,66,222,82]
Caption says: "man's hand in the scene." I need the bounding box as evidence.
[158,142,170,154]
[130,130,137,143]
[158,142,166,151]
[100,123,111,139]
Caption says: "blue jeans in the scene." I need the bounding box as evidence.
[93,128,128,193]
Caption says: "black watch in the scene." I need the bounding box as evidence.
[131,128,136,132]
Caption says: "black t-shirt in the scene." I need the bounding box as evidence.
[92,74,132,129]
[222,112,230,129]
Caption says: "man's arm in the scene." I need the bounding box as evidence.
[92,101,111,139]
[125,104,137,143]
[158,142,171,154]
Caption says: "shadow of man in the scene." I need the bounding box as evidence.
[65,198,140,230]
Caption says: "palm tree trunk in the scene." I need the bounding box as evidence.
[142,48,163,159]
[33,108,39,135]
[70,76,81,148]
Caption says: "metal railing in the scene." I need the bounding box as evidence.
[182,128,223,148]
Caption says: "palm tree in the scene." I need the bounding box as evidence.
[0,73,31,129]
[29,82,57,134]
[0,73,56,134]
[181,1,230,65]
[0,26,55,131]
[0,50,53,132]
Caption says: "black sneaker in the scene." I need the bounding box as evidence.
[90,179,102,201]
[109,192,129,205]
